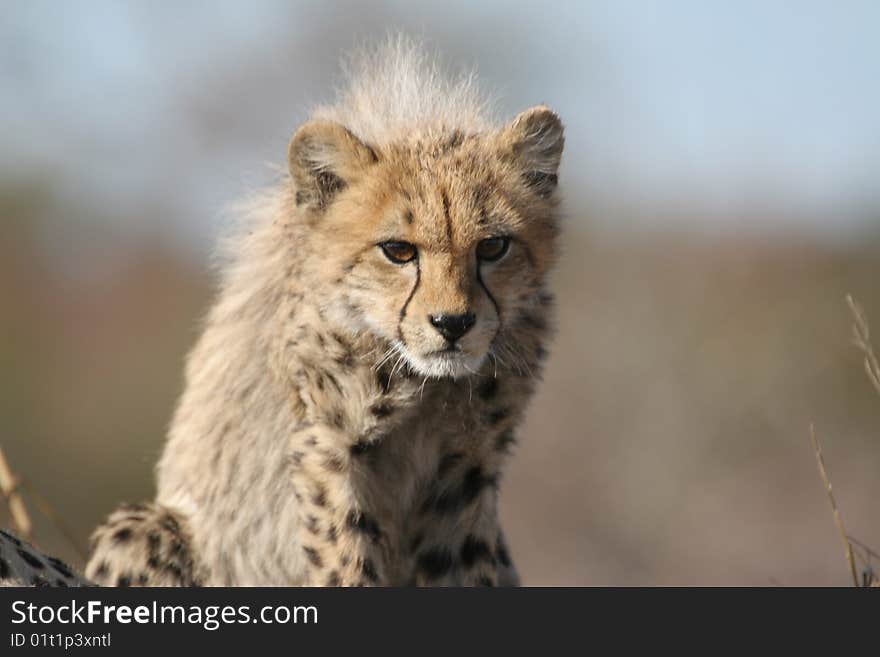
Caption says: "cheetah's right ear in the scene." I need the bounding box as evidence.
[288,120,378,211]
[497,106,564,199]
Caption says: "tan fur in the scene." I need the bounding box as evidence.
[86,38,564,587]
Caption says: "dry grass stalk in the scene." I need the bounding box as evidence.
[846,294,880,399]
[0,443,34,539]
[809,424,859,587]
[20,480,88,561]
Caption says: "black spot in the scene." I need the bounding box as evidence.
[160,514,181,534]
[325,372,341,392]
[0,557,9,579]
[442,130,465,151]
[169,540,185,557]
[486,408,509,426]
[326,525,338,544]
[349,440,375,456]
[17,548,44,570]
[112,528,132,544]
[117,575,132,587]
[422,466,497,516]
[47,557,74,579]
[305,435,318,447]
[441,189,453,243]
[521,312,547,332]
[495,429,517,453]
[329,408,346,429]
[302,546,323,568]
[461,466,498,505]
[291,451,304,467]
[346,511,382,542]
[137,573,149,585]
[477,378,499,400]
[417,548,454,579]
[436,452,463,478]
[409,533,425,552]
[165,563,184,581]
[326,571,341,587]
[93,561,109,579]
[311,485,328,508]
[361,558,379,582]
[369,402,394,418]
[496,539,512,568]
[323,454,347,473]
[460,536,495,567]
[147,556,161,570]
[305,516,320,535]
[376,368,393,394]
[404,210,414,224]
[147,532,161,556]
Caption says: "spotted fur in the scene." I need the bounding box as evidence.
[0,529,91,587]
[81,38,563,586]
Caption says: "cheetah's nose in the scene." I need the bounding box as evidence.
[428,312,476,343]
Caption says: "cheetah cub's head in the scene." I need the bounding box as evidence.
[289,107,564,379]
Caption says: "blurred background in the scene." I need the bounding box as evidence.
[2,1,879,585]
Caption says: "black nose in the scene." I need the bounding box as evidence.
[429,312,476,343]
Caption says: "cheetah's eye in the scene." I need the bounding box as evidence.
[476,236,510,262]
[379,240,417,264]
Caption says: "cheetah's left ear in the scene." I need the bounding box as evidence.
[497,106,564,198]
[288,120,378,211]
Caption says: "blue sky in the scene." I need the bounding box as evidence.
[2,1,878,244]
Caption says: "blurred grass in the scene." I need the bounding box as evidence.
[1,180,879,584]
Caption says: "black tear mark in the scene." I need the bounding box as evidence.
[396,258,421,346]
[476,263,501,324]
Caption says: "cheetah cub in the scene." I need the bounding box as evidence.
[86,41,564,587]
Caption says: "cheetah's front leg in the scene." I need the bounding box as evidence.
[410,456,508,587]
[290,422,392,586]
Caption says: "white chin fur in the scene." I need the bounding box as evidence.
[406,351,486,379]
